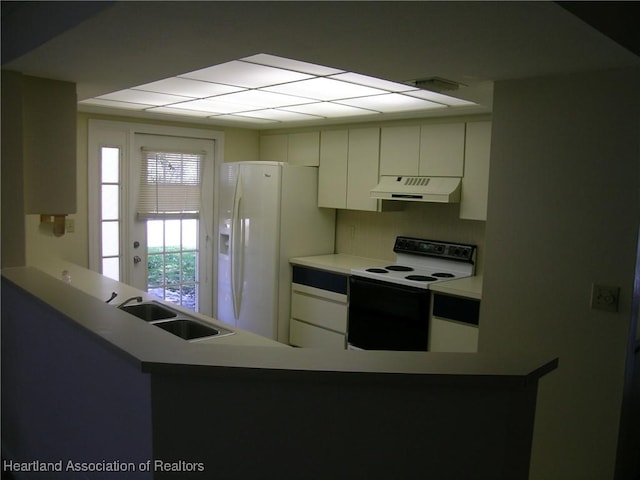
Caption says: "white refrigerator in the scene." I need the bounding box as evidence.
[217,162,335,343]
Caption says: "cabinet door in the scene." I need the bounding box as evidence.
[460,121,492,220]
[318,130,348,208]
[347,128,380,211]
[259,134,288,161]
[288,131,320,166]
[419,123,465,177]
[379,125,420,176]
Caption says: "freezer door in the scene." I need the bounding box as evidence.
[217,162,238,327]
[217,162,281,338]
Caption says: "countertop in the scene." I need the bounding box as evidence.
[2,263,556,386]
[291,253,483,299]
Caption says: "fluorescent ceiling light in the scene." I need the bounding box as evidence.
[134,77,244,98]
[180,60,312,89]
[284,102,376,117]
[231,109,322,122]
[81,98,153,110]
[243,53,344,76]
[216,90,315,108]
[79,53,478,126]
[265,77,387,101]
[337,93,446,112]
[330,72,416,92]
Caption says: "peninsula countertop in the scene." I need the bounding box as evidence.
[2,261,553,386]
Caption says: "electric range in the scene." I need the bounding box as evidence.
[350,236,476,289]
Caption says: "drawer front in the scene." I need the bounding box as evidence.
[291,289,348,333]
[432,293,480,325]
[292,266,348,295]
[290,319,346,349]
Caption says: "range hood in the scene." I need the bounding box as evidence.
[370,176,461,203]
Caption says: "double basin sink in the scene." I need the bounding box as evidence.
[119,301,234,341]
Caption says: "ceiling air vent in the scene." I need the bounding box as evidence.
[412,77,462,92]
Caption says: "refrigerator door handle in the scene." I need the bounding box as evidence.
[230,172,243,319]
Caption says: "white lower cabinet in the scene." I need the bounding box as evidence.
[289,266,348,349]
[428,292,480,352]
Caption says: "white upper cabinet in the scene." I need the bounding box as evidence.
[379,122,465,177]
[259,132,320,166]
[460,121,492,221]
[379,125,420,176]
[318,127,384,212]
[419,123,465,177]
[346,128,380,211]
[318,130,348,209]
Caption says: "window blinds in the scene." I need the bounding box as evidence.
[137,149,203,219]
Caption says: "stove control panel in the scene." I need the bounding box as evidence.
[393,236,475,263]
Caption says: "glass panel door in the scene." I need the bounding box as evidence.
[147,219,199,311]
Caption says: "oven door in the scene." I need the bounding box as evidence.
[348,276,430,351]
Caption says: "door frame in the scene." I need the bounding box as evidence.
[88,119,224,314]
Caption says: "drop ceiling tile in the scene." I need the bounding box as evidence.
[145,106,214,117]
[134,77,245,98]
[217,90,315,108]
[170,98,256,114]
[404,89,477,106]
[234,109,322,122]
[242,53,344,76]
[329,72,416,92]
[337,93,447,112]
[180,60,313,88]
[264,77,387,101]
[284,102,377,117]
[96,89,190,106]
[79,98,153,110]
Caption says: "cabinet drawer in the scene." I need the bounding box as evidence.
[290,319,346,349]
[291,289,347,333]
[292,266,348,295]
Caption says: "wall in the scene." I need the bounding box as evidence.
[24,112,260,269]
[1,70,26,267]
[336,203,486,271]
[481,67,640,479]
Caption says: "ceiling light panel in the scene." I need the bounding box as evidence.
[145,106,214,117]
[79,98,154,110]
[264,77,387,101]
[216,90,315,108]
[180,60,313,89]
[134,77,244,98]
[96,89,190,106]
[284,102,377,117]
[242,53,345,76]
[404,89,477,106]
[232,109,323,122]
[329,72,416,93]
[337,93,447,113]
[170,98,256,114]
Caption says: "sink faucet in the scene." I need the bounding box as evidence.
[117,296,143,308]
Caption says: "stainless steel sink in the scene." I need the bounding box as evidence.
[120,301,177,321]
[153,318,223,340]
[118,301,234,341]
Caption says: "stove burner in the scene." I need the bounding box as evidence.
[405,275,437,282]
[366,268,389,273]
[386,265,414,272]
[432,272,455,278]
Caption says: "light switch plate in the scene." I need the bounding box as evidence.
[590,284,620,312]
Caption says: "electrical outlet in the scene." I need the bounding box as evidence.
[590,284,620,312]
[65,218,75,233]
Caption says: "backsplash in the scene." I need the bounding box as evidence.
[335,202,486,274]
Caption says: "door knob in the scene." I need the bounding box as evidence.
[133,255,142,265]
